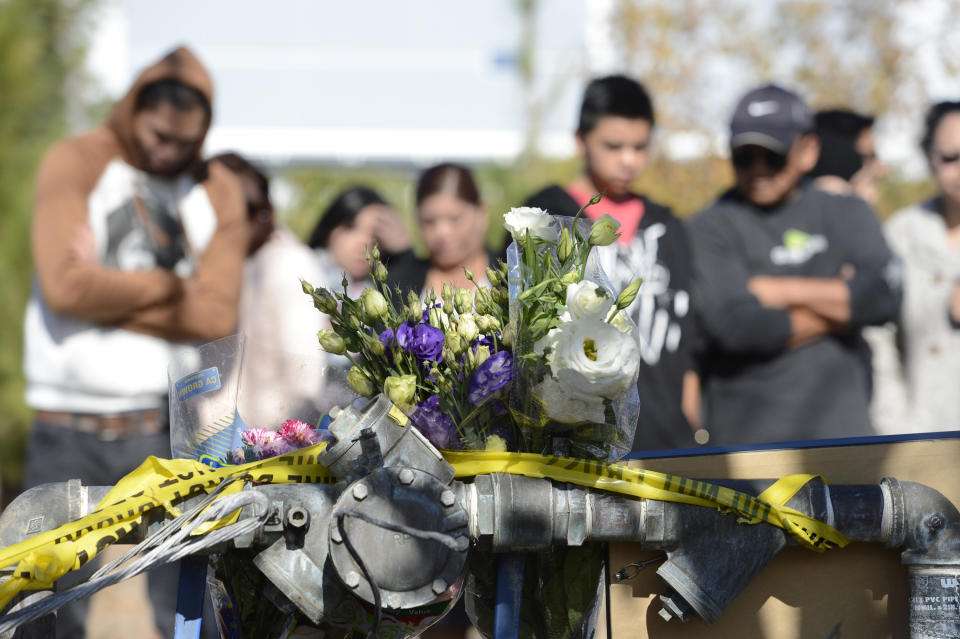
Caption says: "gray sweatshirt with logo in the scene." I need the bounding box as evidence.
[690,185,902,445]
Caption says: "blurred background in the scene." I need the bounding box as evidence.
[1,0,958,500]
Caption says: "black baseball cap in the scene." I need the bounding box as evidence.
[730,84,813,153]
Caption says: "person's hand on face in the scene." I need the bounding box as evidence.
[369,204,411,255]
[238,172,275,255]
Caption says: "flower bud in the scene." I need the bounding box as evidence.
[360,288,389,320]
[483,314,501,331]
[317,329,346,355]
[442,346,458,365]
[301,280,315,295]
[406,306,420,323]
[500,322,515,348]
[458,314,479,343]
[588,214,621,247]
[406,293,423,323]
[560,270,580,285]
[444,330,464,356]
[557,227,573,261]
[476,315,491,332]
[473,290,492,315]
[428,306,448,330]
[372,261,388,282]
[463,268,475,282]
[454,288,474,315]
[615,276,643,310]
[312,287,338,314]
[367,336,386,356]
[371,245,381,261]
[347,367,375,396]
[384,374,417,411]
[441,282,454,305]
[474,345,491,366]
[485,267,500,287]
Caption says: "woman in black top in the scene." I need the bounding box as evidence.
[388,163,492,297]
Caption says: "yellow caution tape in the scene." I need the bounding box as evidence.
[0,446,847,610]
[444,451,849,552]
[0,446,334,610]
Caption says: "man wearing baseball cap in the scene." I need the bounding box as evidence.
[687,84,901,445]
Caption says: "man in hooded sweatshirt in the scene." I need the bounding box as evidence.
[20,47,247,638]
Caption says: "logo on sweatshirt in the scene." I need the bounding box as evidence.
[770,228,828,266]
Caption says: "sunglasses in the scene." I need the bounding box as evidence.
[732,147,788,172]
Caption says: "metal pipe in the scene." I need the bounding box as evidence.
[3,471,960,636]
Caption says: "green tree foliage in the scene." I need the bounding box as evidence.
[0,0,97,496]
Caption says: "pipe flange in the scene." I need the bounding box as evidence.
[881,477,906,548]
[328,466,469,609]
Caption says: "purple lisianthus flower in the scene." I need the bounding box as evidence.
[408,323,445,362]
[411,395,460,449]
[380,322,416,350]
[468,350,514,405]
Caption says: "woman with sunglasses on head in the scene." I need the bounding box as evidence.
[868,101,960,434]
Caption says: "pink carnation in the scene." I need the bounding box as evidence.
[260,437,299,459]
[242,428,278,447]
[278,419,318,445]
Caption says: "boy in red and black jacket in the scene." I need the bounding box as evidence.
[525,75,700,452]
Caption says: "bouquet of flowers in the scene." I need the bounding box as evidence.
[504,201,642,461]
[303,248,516,452]
[303,198,643,639]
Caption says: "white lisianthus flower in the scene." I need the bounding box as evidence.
[534,376,607,424]
[548,319,640,399]
[564,280,614,322]
[503,207,560,242]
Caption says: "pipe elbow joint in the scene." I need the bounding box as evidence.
[882,477,960,563]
